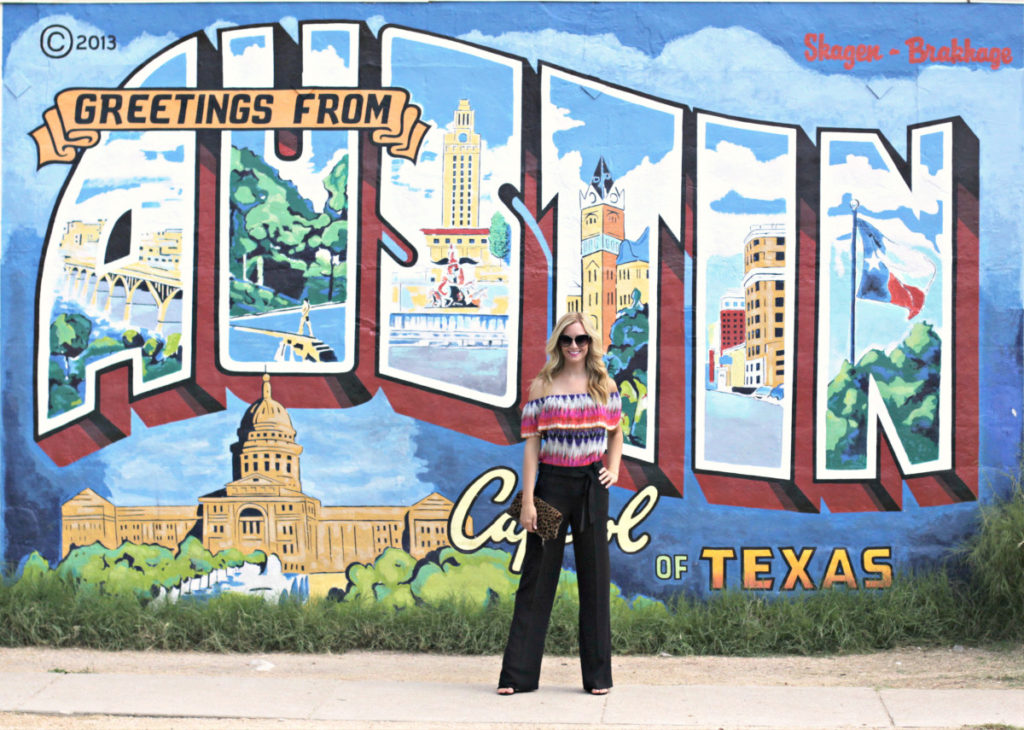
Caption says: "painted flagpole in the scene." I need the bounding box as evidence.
[849,199,860,365]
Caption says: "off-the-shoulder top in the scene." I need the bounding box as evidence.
[521,392,622,467]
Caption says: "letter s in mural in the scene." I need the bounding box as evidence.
[2,3,1021,602]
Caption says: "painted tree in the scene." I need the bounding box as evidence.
[826,322,941,469]
[50,313,92,379]
[489,211,511,264]
[229,146,349,312]
[605,290,649,447]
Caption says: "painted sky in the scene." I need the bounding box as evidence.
[224,30,354,209]
[544,72,681,296]
[699,120,793,319]
[549,75,676,177]
[379,33,521,236]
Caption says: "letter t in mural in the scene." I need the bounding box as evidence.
[542,66,684,463]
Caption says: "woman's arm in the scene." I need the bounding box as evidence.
[519,378,546,531]
[520,434,541,531]
[600,425,623,487]
[599,379,622,487]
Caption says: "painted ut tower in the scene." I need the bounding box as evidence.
[442,100,481,228]
[580,157,624,349]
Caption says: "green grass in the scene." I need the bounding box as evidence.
[0,564,1019,656]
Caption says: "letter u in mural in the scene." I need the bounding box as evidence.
[218,23,361,375]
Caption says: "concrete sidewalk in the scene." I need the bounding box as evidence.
[0,649,1021,729]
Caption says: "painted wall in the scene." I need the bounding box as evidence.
[3,2,1022,605]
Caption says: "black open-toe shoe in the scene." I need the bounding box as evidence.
[497,685,537,695]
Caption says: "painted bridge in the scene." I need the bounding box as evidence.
[62,256,183,333]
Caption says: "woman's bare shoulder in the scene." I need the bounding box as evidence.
[528,378,549,401]
[605,377,619,394]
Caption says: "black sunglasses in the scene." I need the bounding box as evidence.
[558,334,591,347]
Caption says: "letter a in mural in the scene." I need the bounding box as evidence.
[36,38,200,437]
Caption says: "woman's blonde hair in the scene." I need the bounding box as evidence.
[533,312,613,403]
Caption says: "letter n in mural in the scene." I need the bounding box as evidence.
[817,122,975,493]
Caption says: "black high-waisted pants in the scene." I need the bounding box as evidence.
[498,462,612,692]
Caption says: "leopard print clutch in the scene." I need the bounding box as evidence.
[506,493,564,542]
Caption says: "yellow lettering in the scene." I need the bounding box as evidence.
[821,548,858,589]
[862,547,893,589]
[700,547,736,590]
[450,469,661,574]
[780,547,816,590]
[449,467,529,570]
[742,547,774,590]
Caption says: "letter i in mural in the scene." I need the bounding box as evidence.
[694,114,798,478]
[816,125,953,479]
[541,66,683,463]
[218,23,359,373]
[377,29,523,406]
[35,38,199,435]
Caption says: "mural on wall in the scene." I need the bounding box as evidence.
[3,2,1022,603]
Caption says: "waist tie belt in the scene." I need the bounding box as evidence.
[538,461,603,531]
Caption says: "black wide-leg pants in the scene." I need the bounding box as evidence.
[498,462,612,692]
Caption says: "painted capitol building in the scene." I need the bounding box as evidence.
[61,375,465,573]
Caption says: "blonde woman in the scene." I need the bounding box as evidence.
[498,312,623,696]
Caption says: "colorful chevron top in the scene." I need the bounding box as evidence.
[521,392,622,467]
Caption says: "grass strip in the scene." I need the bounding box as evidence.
[1,566,1020,656]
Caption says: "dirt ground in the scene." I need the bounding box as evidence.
[2,645,1022,689]
[1,645,1022,729]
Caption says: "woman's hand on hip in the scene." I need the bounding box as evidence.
[520,502,538,532]
[598,466,617,488]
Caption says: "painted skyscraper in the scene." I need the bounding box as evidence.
[742,223,786,387]
[580,157,625,349]
[442,99,481,228]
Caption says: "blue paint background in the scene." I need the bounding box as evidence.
[2,3,1021,598]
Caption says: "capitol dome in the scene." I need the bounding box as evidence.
[237,373,295,439]
[229,374,303,492]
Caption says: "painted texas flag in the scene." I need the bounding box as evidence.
[856,218,936,319]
